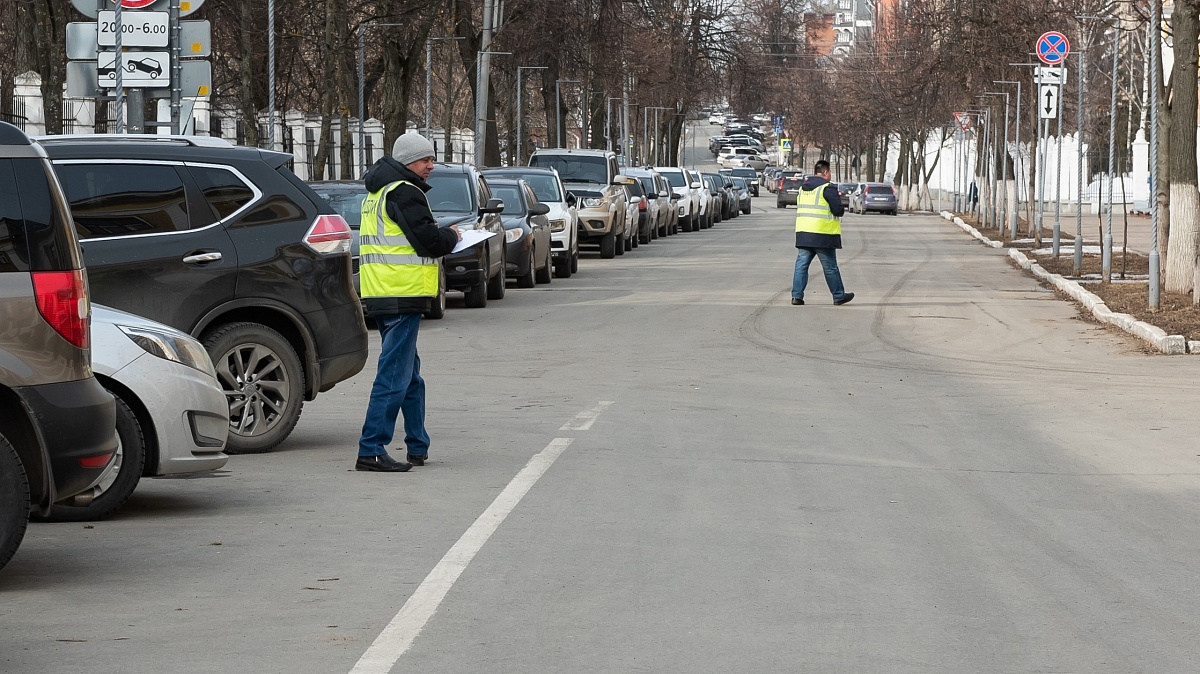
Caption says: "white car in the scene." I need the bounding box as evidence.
[42,305,229,521]
[654,166,704,232]
[734,155,769,171]
[481,167,579,277]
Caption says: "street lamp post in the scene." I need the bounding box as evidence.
[475,51,510,167]
[555,79,582,148]
[1149,0,1161,309]
[995,80,1022,239]
[516,66,547,165]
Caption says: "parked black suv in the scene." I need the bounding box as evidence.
[39,135,368,454]
[427,164,506,308]
[0,122,117,570]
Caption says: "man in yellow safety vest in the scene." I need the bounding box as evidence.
[356,134,461,472]
[791,159,854,306]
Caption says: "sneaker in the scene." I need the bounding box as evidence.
[834,292,855,306]
[791,298,804,306]
[406,453,427,467]
[355,454,412,472]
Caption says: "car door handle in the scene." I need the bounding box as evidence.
[183,251,223,264]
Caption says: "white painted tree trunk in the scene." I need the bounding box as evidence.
[1165,183,1199,293]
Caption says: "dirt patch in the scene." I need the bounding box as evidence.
[1032,251,1149,277]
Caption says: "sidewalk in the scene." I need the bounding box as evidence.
[940,210,1196,355]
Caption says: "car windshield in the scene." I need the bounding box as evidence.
[662,171,687,188]
[637,178,656,194]
[426,175,474,212]
[839,183,856,191]
[314,190,366,228]
[867,186,894,195]
[488,186,526,215]
[490,172,562,202]
[529,155,607,184]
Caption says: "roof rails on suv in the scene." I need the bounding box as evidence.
[42,133,368,454]
[36,134,235,149]
[0,122,118,571]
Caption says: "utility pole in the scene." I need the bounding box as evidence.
[1149,0,1161,308]
[1103,29,1119,282]
[474,0,495,167]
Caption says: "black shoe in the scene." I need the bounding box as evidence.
[406,453,427,466]
[791,298,804,306]
[355,454,412,472]
[834,292,855,306]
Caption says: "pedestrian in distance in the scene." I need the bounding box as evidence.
[791,159,854,307]
[356,134,461,472]
[968,181,978,210]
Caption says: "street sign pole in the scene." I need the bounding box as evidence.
[1076,48,1086,275]
[1053,71,1064,257]
[170,0,181,134]
[114,0,125,132]
[1149,0,1161,309]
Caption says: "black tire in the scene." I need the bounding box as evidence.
[203,322,305,454]
[623,231,633,251]
[535,251,553,284]
[554,255,572,279]
[570,250,579,273]
[42,390,145,522]
[464,281,488,308]
[599,231,617,259]
[681,217,692,232]
[424,267,447,320]
[486,251,506,300]
[0,433,29,572]
[516,261,535,288]
[776,201,783,209]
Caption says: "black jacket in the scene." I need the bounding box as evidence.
[361,156,459,315]
[794,175,844,250]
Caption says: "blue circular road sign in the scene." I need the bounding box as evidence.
[1037,31,1070,65]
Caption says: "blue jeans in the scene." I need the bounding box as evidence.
[792,247,847,302]
[358,313,429,458]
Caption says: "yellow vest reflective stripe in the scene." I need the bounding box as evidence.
[794,184,842,236]
[359,181,439,299]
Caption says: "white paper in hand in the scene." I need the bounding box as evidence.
[451,229,498,254]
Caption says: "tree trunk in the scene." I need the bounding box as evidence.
[239,0,260,147]
[1166,0,1200,294]
[31,0,68,135]
[312,0,336,180]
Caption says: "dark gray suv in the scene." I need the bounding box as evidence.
[40,135,368,453]
[0,122,118,570]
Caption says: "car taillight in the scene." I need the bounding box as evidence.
[638,200,647,211]
[304,214,352,254]
[31,270,89,350]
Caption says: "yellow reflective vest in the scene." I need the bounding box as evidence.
[794,183,842,236]
[359,181,439,299]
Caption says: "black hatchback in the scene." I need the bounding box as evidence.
[41,135,368,454]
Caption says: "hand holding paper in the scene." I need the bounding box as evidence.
[451,229,497,254]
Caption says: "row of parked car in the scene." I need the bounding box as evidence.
[0,129,765,571]
[760,166,900,215]
[311,147,756,313]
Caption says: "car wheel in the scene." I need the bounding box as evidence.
[487,252,506,300]
[0,433,29,571]
[203,322,305,454]
[464,280,488,308]
[599,231,617,259]
[41,389,145,522]
[516,259,535,288]
[570,250,579,273]
[777,200,783,209]
[535,251,553,284]
[424,267,447,320]
[891,210,898,216]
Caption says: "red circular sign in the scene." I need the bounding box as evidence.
[114,0,158,8]
[1036,31,1070,65]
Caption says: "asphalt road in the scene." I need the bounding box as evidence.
[5,129,1200,674]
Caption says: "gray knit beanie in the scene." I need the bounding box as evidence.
[392,133,436,166]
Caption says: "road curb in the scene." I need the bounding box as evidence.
[938,211,1190,355]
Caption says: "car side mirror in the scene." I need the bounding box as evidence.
[690,182,702,189]
[646,192,658,199]
[669,193,681,200]
[630,196,642,204]
[529,202,550,216]
[480,198,505,214]
[566,192,577,206]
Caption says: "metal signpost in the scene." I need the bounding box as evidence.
[67,0,211,134]
[1032,32,1070,243]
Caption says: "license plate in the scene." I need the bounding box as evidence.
[787,189,798,194]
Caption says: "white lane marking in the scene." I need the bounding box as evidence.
[559,401,614,431]
[348,437,575,674]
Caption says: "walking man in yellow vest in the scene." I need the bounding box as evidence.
[791,160,854,306]
[356,134,461,472]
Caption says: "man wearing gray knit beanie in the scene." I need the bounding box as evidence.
[355,133,461,473]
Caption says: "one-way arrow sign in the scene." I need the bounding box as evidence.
[1039,84,1059,119]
